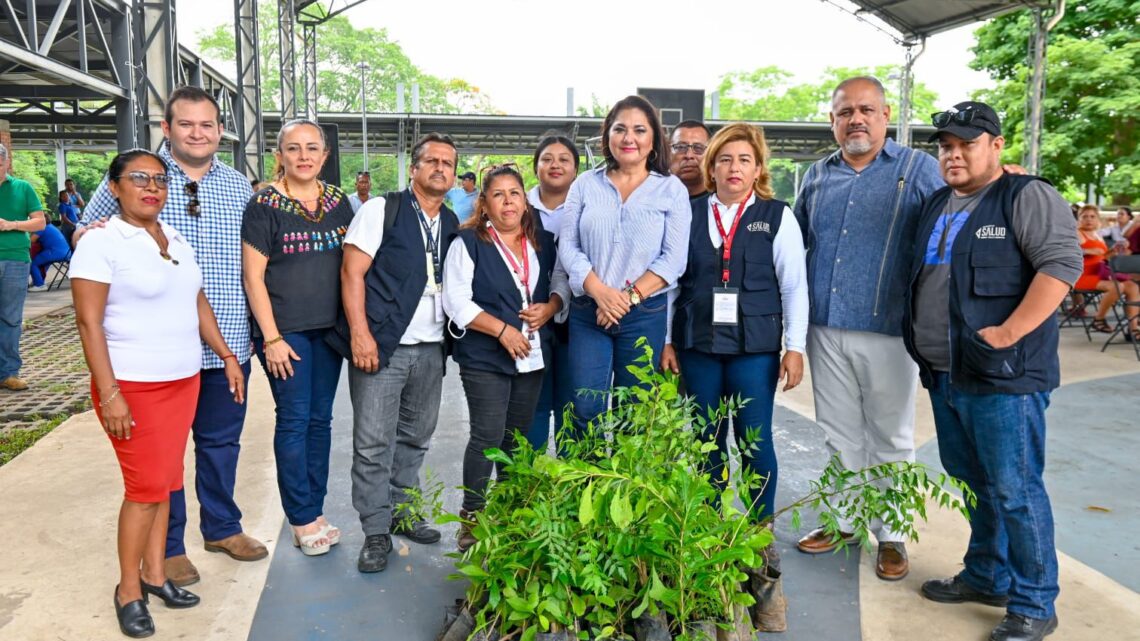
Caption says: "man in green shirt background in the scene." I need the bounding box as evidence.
[0,142,46,391]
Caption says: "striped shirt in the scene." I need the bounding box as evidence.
[558,167,692,298]
[80,142,254,369]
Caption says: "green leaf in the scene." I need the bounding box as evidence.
[458,564,489,578]
[610,487,633,530]
[579,481,595,525]
[485,448,512,466]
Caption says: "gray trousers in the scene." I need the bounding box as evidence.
[807,324,917,542]
[349,342,444,536]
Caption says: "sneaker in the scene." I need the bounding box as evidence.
[357,534,392,573]
[1,376,29,391]
[392,517,441,544]
[27,284,48,292]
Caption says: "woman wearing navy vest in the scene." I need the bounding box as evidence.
[443,164,569,552]
[558,96,692,446]
[661,123,808,525]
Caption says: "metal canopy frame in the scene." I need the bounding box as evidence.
[837,0,1060,169]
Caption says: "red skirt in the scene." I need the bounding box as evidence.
[92,374,200,503]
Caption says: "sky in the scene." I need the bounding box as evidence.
[179,0,997,117]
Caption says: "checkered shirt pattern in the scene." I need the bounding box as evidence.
[81,143,254,369]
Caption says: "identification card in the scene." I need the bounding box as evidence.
[516,329,545,373]
[425,254,437,295]
[712,287,739,326]
[434,292,444,323]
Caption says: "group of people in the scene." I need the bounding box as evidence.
[4,73,1072,641]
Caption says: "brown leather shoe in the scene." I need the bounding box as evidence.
[796,527,857,554]
[457,510,478,553]
[876,541,909,581]
[164,554,200,587]
[204,532,269,562]
[2,376,29,391]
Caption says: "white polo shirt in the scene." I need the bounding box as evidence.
[70,217,204,381]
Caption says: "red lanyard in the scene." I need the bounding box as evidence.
[712,192,752,284]
[487,225,532,305]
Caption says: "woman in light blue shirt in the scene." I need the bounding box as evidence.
[557,95,691,445]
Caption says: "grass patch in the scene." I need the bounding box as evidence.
[0,413,70,467]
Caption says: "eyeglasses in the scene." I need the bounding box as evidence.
[115,171,171,189]
[478,162,521,182]
[185,180,201,216]
[671,143,707,156]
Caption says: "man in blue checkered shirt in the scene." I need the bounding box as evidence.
[76,87,264,586]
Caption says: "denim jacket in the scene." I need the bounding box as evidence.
[794,139,944,337]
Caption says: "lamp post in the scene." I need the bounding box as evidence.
[357,60,370,171]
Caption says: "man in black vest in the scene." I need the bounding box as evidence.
[340,133,460,573]
[903,102,1080,641]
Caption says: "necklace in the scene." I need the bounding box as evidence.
[149,227,179,265]
[282,176,326,222]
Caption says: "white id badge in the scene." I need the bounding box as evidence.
[434,292,444,323]
[712,287,739,326]
[516,331,545,373]
[425,254,437,295]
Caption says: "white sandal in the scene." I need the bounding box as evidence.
[292,527,331,556]
[320,522,340,546]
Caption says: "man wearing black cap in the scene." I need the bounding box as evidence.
[446,171,478,223]
[903,101,1080,641]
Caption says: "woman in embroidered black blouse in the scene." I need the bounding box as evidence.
[241,118,354,556]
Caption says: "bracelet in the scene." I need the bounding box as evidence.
[497,323,508,339]
[220,354,237,362]
[631,283,645,300]
[99,385,121,408]
[264,335,284,347]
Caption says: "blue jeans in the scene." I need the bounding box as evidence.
[29,247,68,287]
[166,360,252,556]
[677,350,780,521]
[256,330,344,526]
[929,372,1058,620]
[565,295,667,442]
[0,260,28,379]
[527,337,572,450]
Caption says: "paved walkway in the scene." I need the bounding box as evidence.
[1,328,1138,640]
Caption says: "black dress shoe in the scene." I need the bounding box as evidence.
[114,586,155,638]
[357,533,392,573]
[990,613,1058,641]
[921,575,1009,607]
[392,517,442,544]
[141,578,200,608]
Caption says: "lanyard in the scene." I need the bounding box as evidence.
[487,224,532,306]
[711,192,752,284]
[409,192,442,287]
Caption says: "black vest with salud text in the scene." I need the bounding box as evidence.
[451,227,557,376]
[330,189,458,370]
[902,174,1061,395]
[672,194,786,355]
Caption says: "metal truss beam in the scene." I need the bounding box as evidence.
[278,0,297,119]
[233,0,265,178]
[301,22,316,120]
[135,0,178,149]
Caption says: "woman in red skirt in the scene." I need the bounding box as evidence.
[71,149,245,638]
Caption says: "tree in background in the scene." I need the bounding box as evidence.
[11,151,114,219]
[714,64,939,202]
[972,0,1140,204]
[197,4,494,193]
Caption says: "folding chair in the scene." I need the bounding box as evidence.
[1100,255,1140,360]
[1058,289,1104,341]
[45,249,72,291]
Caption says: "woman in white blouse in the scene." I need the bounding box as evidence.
[661,123,807,526]
[442,164,569,552]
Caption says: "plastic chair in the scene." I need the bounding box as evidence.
[1100,255,1140,360]
[45,249,72,291]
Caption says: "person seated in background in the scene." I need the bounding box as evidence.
[28,218,69,292]
[1099,206,1130,246]
[57,190,80,244]
[1076,204,1140,339]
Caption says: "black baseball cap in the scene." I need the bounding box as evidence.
[459,171,476,181]
[928,101,1002,142]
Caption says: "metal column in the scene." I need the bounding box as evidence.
[302,23,318,120]
[278,0,298,119]
[136,0,179,149]
[112,6,142,149]
[896,39,925,149]
[1024,1,1066,174]
[234,0,265,179]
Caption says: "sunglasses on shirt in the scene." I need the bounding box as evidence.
[185,180,201,216]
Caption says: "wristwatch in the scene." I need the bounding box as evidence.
[624,281,642,306]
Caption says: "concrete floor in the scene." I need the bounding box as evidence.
[1,326,1138,641]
